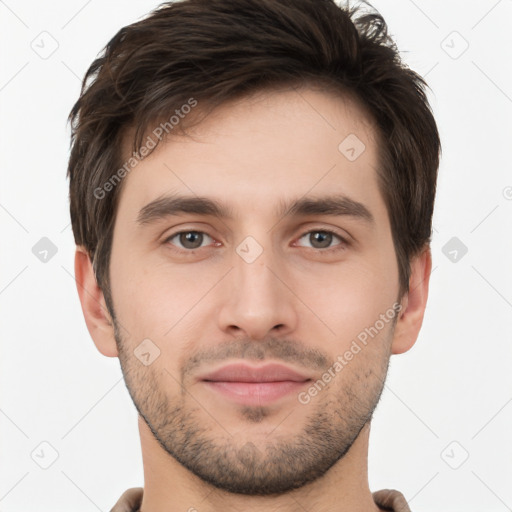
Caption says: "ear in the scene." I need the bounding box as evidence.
[74,246,118,357]
[391,245,432,355]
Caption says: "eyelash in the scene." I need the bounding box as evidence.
[163,228,349,254]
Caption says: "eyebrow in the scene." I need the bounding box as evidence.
[136,192,374,226]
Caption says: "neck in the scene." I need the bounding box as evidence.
[137,416,382,512]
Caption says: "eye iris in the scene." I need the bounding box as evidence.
[311,231,332,249]
[180,231,203,249]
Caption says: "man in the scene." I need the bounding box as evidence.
[67,0,440,510]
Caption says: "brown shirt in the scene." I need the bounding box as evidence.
[110,487,412,512]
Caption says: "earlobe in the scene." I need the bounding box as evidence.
[74,246,118,357]
[391,246,432,355]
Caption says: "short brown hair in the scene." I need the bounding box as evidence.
[67,0,440,312]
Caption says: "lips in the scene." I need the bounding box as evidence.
[198,362,312,406]
[198,362,311,383]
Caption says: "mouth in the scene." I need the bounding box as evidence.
[198,362,312,406]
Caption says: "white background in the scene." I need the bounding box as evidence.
[1,0,511,510]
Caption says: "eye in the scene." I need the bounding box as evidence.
[163,228,348,253]
[295,229,348,251]
[164,230,215,250]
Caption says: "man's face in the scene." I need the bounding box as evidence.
[108,87,401,495]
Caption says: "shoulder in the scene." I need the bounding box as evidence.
[372,488,412,512]
[110,487,144,512]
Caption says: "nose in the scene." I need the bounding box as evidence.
[217,239,298,341]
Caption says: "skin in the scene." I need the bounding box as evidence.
[75,86,431,512]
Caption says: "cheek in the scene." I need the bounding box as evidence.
[109,253,159,339]
[297,259,398,344]
[110,254,212,342]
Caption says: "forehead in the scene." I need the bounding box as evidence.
[115,87,385,225]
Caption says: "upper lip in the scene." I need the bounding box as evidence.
[198,362,312,383]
